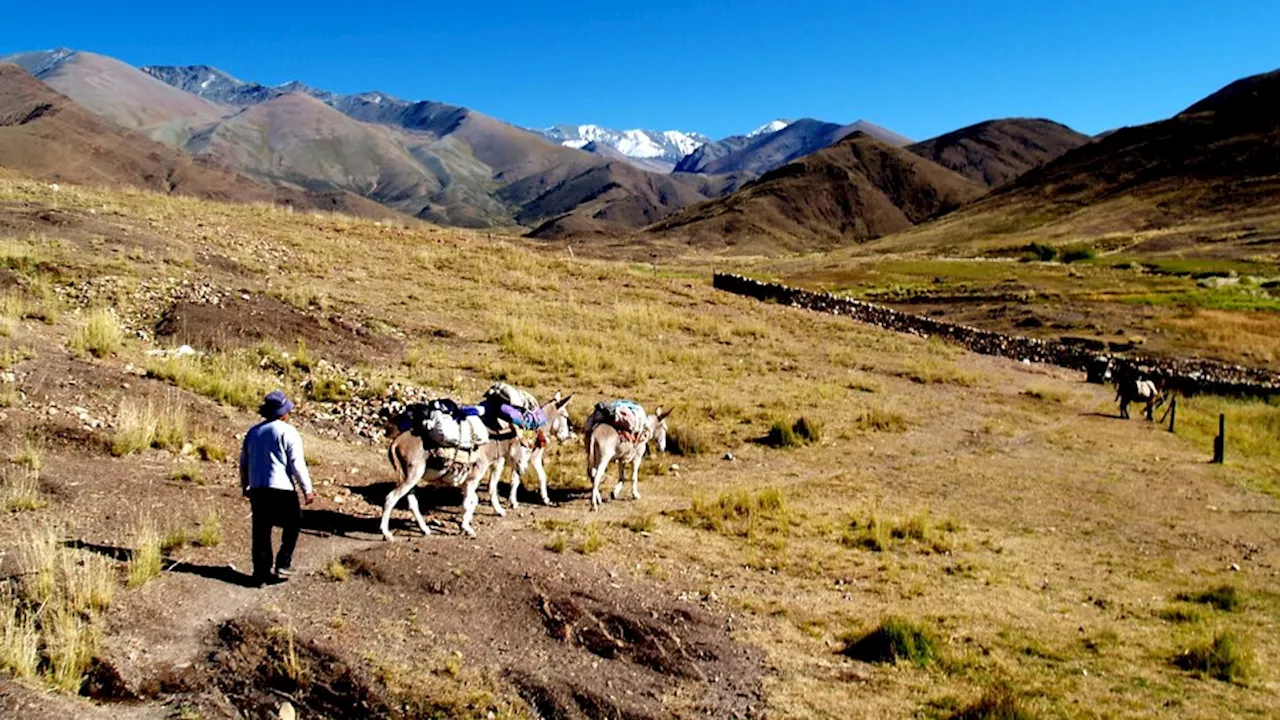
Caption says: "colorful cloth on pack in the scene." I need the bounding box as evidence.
[597,400,647,440]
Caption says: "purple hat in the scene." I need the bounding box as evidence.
[259,390,294,420]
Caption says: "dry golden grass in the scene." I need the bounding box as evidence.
[1,466,47,512]
[126,518,163,589]
[4,177,1280,717]
[69,307,124,358]
[111,394,190,456]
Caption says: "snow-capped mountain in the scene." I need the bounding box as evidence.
[748,119,791,137]
[536,124,711,170]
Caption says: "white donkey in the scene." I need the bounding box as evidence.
[584,403,670,510]
[484,392,575,516]
[381,419,490,540]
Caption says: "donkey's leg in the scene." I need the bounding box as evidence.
[611,457,626,500]
[630,453,643,501]
[381,461,425,541]
[461,467,483,537]
[404,491,431,537]
[532,451,553,506]
[508,447,529,511]
[590,454,612,510]
[488,452,508,517]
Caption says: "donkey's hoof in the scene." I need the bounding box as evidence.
[382,533,396,542]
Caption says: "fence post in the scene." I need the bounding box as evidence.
[1212,413,1225,463]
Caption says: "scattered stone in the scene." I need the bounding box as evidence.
[723,452,735,461]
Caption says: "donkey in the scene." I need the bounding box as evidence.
[381,424,490,540]
[1115,369,1164,420]
[584,403,670,510]
[484,392,575,516]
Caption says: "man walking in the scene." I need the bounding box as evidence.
[240,390,315,586]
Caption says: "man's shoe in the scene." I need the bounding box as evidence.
[275,567,297,580]
[251,574,283,588]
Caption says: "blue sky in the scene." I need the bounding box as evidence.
[3,1,1277,140]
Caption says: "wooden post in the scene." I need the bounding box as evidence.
[1168,398,1177,433]
[1212,413,1225,463]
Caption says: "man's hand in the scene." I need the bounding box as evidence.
[304,492,316,505]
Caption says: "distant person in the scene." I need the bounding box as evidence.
[240,390,315,586]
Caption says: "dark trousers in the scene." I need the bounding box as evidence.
[249,488,302,579]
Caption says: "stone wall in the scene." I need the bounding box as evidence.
[713,273,1280,398]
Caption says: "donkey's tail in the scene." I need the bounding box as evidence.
[388,439,406,482]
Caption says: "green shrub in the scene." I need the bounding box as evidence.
[1061,246,1096,263]
[1174,631,1252,682]
[194,511,222,548]
[841,617,938,667]
[1025,243,1058,262]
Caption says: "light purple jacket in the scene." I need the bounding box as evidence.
[239,420,313,495]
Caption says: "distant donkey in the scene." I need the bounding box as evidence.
[583,401,671,510]
[481,390,575,516]
[1114,367,1164,420]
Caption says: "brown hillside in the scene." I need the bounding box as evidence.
[523,162,710,239]
[644,132,986,254]
[0,64,394,218]
[872,67,1280,256]
[907,118,1090,187]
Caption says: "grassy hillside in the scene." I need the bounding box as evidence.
[1,177,1279,718]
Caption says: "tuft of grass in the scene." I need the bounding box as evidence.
[2,467,47,512]
[11,433,45,472]
[1174,631,1253,682]
[69,308,124,359]
[126,519,163,589]
[544,535,567,554]
[0,291,21,337]
[160,527,190,553]
[575,524,606,555]
[844,512,943,552]
[1175,585,1240,612]
[307,375,351,403]
[0,592,40,679]
[841,617,938,667]
[194,510,222,548]
[111,395,189,456]
[948,684,1034,720]
[620,513,656,533]
[171,464,205,485]
[665,425,708,456]
[670,487,787,538]
[764,417,822,448]
[322,558,350,582]
[143,352,277,410]
[193,435,227,462]
[42,607,98,692]
[1158,605,1204,624]
[850,406,910,433]
[1021,385,1068,403]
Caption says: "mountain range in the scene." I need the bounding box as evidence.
[3,46,1270,259]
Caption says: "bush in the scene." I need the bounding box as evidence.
[948,684,1034,720]
[1,468,47,513]
[70,308,124,359]
[322,559,349,582]
[1061,246,1096,263]
[1025,243,1058,262]
[1176,584,1240,612]
[1174,631,1252,682]
[851,407,910,433]
[841,617,938,667]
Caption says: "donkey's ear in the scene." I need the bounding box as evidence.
[656,407,672,421]
[556,392,574,409]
